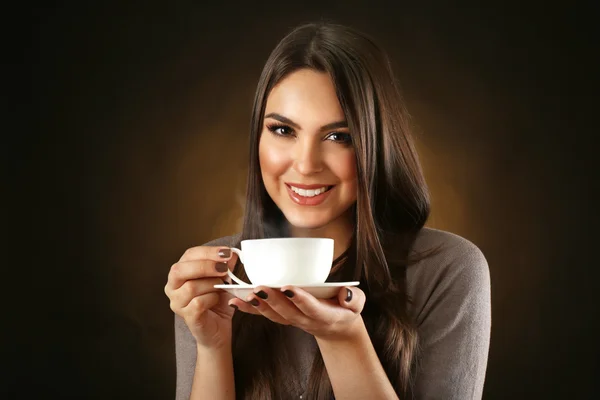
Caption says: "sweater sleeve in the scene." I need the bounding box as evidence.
[411,237,492,400]
[175,314,197,400]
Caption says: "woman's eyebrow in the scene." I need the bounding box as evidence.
[321,120,348,131]
[264,113,300,129]
[264,112,348,131]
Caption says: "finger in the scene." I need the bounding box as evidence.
[277,286,330,322]
[170,277,226,310]
[336,286,366,314]
[228,298,262,316]
[240,289,292,326]
[181,292,221,321]
[167,258,233,289]
[179,245,237,263]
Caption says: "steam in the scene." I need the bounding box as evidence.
[234,172,246,233]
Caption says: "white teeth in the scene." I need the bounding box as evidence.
[290,185,330,197]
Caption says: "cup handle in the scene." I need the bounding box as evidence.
[227,248,251,286]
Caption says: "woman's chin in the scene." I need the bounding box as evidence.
[285,214,331,232]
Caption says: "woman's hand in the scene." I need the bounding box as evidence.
[228,285,366,341]
[164,246,238,349]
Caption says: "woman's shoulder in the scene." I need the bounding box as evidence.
[202,233,242,248]
[408,227,490,303]
[412,227,486,263]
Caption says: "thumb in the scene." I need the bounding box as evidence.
[221,251,239,284]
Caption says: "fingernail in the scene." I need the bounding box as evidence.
[345,288,353,302]
[249,298,260,307]
[218,248,231,258]
[283,290,294,298]
[255,290,268,300]
[215,262,228,273]
[229,304,238,310]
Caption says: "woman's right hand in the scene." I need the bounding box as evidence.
[164,246,238,350]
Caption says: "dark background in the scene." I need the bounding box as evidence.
[8,1,598,399]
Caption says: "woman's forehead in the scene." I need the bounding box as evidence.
[264,69,346,126]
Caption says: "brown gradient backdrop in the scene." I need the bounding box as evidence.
[9,1,597,399]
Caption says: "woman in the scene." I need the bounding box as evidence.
[164,22,491,399]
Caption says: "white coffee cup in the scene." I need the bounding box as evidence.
[227,238,334,286]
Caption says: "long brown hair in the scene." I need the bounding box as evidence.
[231,22,430,399]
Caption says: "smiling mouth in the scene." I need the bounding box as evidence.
[285,184,334,198]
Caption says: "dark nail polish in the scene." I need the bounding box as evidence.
[216,262,228,272]
[283,290,294,298]
[229,304,238,310]
[345,288,353,302]
[249,298,260,307]
[255,290,268,300]
[218,248,231,258]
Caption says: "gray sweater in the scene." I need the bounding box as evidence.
[174,227,491,399]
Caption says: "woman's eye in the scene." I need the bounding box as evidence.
[267,124,294,136]
[326,132,352,144]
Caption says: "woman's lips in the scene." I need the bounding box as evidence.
[285,184,334,206]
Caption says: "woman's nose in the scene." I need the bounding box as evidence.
[292,139,324,175]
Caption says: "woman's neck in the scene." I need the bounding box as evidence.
[288,212,354,260]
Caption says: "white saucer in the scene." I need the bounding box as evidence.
[214,281,360,300]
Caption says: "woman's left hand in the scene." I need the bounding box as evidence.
[228,285,366,340]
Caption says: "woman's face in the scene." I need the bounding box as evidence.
[259,69,357,231]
